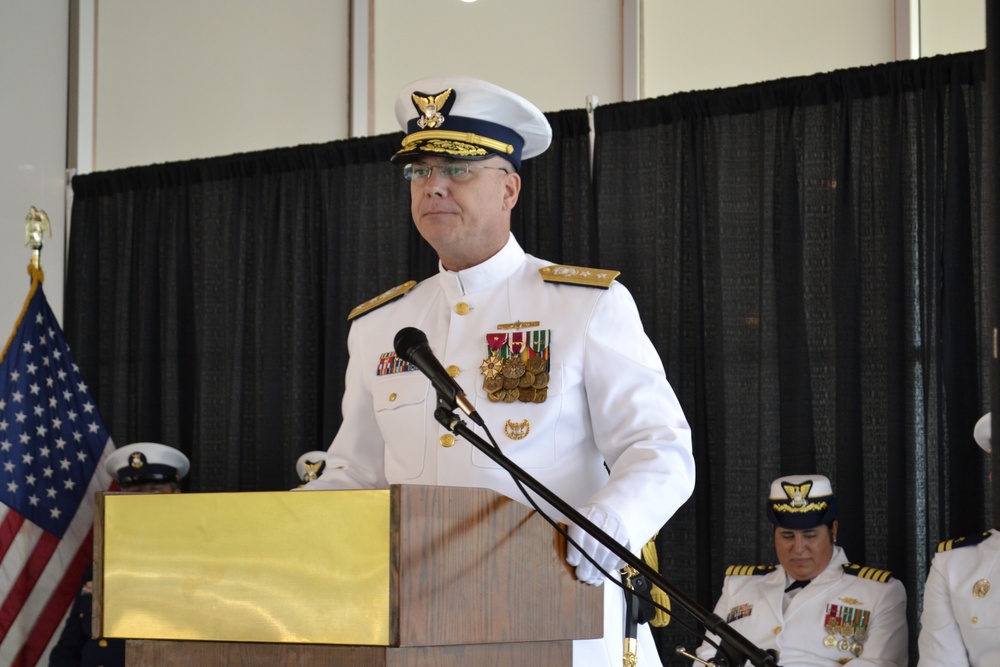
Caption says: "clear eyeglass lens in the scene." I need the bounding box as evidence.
[404,163,479,181]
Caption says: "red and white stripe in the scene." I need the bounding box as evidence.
[0,438,114,667]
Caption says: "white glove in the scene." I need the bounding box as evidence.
[565,504,628,585]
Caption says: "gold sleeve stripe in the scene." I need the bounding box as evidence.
[725,565,771,576]
[850,566,892,582]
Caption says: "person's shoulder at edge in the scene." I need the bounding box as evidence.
[933,529,995,556]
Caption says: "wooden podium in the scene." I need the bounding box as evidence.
[93,485,602,666]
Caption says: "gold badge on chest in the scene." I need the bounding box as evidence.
[973,579,991,599]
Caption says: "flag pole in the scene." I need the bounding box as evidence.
[24,205,52,278]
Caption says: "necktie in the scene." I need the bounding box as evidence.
[784,579,810,593]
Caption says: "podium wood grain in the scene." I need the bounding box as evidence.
[95,485,600,667]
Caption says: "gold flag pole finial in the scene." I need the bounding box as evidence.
[24,206,52,272]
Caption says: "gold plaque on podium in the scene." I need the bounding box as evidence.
[98,489,391,645]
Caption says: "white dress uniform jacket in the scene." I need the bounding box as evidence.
[695,547,908,666]
[306,235,696,667]
[918,528,1000,666]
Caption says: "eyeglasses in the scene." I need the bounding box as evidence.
[403,163,510,182]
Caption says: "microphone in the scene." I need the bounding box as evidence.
[393,327,484,426]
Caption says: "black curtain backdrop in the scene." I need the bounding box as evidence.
[592,52,991,662]
[64,55,991,665]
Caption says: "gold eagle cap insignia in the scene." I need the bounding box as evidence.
[782,482,812,507]
[412,88,452,129]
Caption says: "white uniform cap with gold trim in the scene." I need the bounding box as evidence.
[765,474,838,530]
[105,442,190,488]
[391,75,552,172]
[974,412,992,453]
[296,450,327,484]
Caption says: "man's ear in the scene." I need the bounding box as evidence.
[502,172,521,211]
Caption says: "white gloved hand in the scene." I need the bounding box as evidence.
[565,504,628,585]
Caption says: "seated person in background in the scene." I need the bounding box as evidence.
[48,442,189,667]
[917,412,1000,666]
[295,450,327,487]
[695,474,907,666]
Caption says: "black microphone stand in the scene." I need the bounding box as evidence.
[433,406,780,667]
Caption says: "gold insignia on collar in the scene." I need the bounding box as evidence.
[413,88,452,129]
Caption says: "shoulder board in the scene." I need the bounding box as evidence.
[539,264,620,289]
[842,564,894,582]
[937,530,993,553]
[347,281,417,321]
[725,564,775,577]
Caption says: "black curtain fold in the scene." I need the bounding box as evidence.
[64,54,991,666]
[593,51,989,663]
[65,111,593,494]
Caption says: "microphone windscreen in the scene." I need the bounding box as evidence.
[393,327,427,363]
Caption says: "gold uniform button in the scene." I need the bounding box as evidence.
[99,639,108,647]
[440,434,455,447]
[388,392,397,402]
[446,365,460,378]
[972,616,979,624]
[455,302,470,315]
[773,626,781,635]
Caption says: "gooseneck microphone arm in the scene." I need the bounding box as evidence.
[393,326,776,666]
[433,407,778,667]
[393,327,484,426]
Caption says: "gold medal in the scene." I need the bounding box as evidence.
[532,387,548,403]
[483,375,504,393]
[502,358,525,378]
[842,624,855,639]
[503,388,520,403]
[837,639,850,652]
[823,635,837,648]
[518,371,536,388]
[487,388,505,403]
[525,356,546,373]
[518,387,536,402]
[533,371,549,388]
[854,626,868,643]
[850,641,863,657]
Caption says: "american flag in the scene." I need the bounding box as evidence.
[0,267,115,666]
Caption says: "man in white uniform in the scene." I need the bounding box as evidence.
[918,412,1000,666]
[696,475,907,665]
[302,75,696,666]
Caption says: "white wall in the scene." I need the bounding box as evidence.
[922,0,985,56]
[644,1,897,96]
[0,1,68,330]
[94,0,350,170]
[371,0,623,136]
[0,0,989,336]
